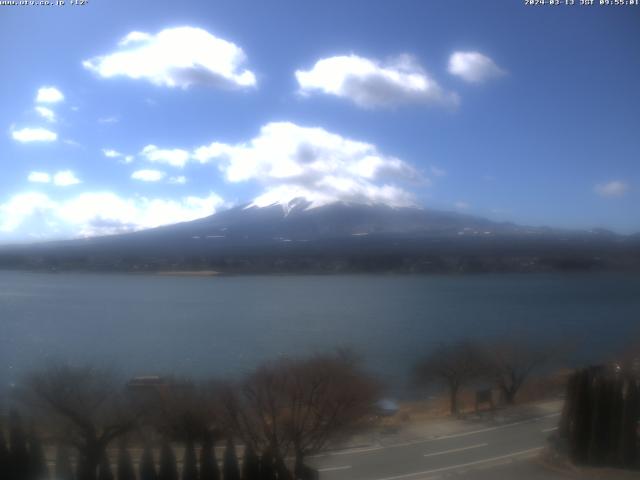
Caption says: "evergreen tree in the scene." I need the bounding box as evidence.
[222,439,239,480]
[9,410,31,480]
[98,452,114,480]
[54,445,74,480]
[620,378,639,466]
[27,430,49,480]
[116,445,136,480]
[562,367,640,469]
[139,445,157,480]
[76,455,85,480]
[274,455,291,480]
[158,442,178,480]
[258,450,275,480]
[199,438,219,480]
[240,445,259,480]
[1,430,10,480]
[569,369,592,463]
[181,441,198,480]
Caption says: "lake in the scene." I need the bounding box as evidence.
[1,271,639,394]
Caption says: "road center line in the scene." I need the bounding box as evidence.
[417,412,560,443]
[310,412,560,459]
[317,445,383,456]
[317,465,352,472]
[423,442,488,457]
[374,446,544,480]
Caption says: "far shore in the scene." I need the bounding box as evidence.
[154,270,220,277]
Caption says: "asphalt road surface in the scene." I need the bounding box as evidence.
[310,412,564,480]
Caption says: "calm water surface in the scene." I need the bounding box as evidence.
[1,271,639,392]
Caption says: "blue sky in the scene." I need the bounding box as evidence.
[1,0,638,242]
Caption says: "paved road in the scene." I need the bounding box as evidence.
[310,412,563,480]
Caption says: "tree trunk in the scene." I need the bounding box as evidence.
[620,378,639,467]
[294,451,318,480]
[501,386,516,405]
[275,454,292,480]
[78,446,102,480]
[294,451,304,480]
[449,384,460,415]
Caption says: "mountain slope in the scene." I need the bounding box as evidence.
[1,201,638,273]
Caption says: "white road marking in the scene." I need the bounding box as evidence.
[310,412,560,459]
[317,465,352,472]
[542,426,558,433]
[423,443,488,458]
[417,412,560,443]
[374,446,544,480]
[319,446,384,457]
[310,446,383,458]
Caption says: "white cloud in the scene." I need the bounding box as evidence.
[35,106,56,122]
[168,175,187,184]
[98,116,119,124]
[141,145,190,167]
[249,182,414,209]
[26,171,81,186]
[193,121,421,208]
[103,149,134,164]
[594,180,628,197]
[448,51,505,84]
[454,201,470,210]
[0,191,224,238]
[119,31,152,46]
[102,148,122,158]
[53,170,81,187]
[11,127,58,142]
[27,172,51,183]
[63,139,82,148]
[0,193,57,233]
[36,86,64,103]
[295,54,457,109]
[131,169,166,182]
[83,26,256,89]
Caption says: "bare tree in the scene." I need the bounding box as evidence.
[283,351,379,471]
[145,378,222,444]
[616,337,640,379]
[222,350,378,472]
[221,364,289,456]
[414,341,488,415]
[483,337,555,405]
[19,364,140,480]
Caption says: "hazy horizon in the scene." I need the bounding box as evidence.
[1,199,640,247]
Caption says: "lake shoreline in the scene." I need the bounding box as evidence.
[153,270,220,277]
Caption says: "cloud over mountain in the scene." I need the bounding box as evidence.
[193,121,423,207]
[0,191,224,238]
